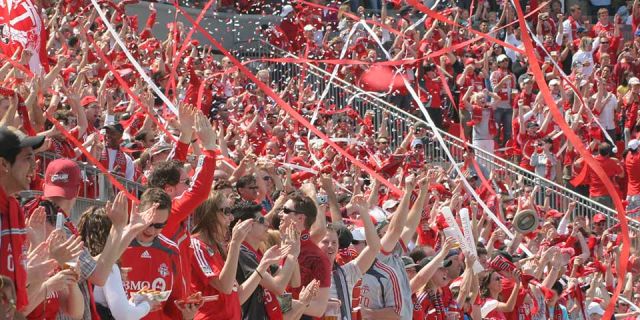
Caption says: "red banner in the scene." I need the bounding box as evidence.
[0,0,48,73]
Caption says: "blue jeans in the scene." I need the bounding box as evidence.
[494,108,513,147]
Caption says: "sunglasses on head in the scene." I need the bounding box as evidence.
[254,216,267,225]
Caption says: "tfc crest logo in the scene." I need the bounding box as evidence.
[158,263,169,277]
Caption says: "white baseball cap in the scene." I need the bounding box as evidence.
[497,54,509,63]
[628,139,640,151]
[382,199,400,211]
[630,77,640,86]
[586,302,604,316]
[351,227,366,241]
[280,4,294,17]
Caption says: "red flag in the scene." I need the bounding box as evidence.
[0,0,49,74]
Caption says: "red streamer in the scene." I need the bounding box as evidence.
[45,113,140,203]
[174,5,404,196]
[507,0,630,318]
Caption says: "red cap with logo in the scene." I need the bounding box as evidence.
[44,159,82,200]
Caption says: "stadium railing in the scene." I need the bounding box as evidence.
[26,151,146,222]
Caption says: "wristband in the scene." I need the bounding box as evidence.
[256,270,263,279]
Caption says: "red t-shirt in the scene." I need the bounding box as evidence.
[120,235,186,320]
[189,236,242,320]
[293,231,332,296]
[424,77,442,108]
[626,152,640,196]
[586,155,623,197]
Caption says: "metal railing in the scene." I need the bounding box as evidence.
[38,152,146,200]
[18,190,106,224]
[27,152,146,219]
[237,40,640,234]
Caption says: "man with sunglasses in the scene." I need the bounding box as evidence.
[278,192,332,319]
[147,108,219,296]
[120,188,192,320]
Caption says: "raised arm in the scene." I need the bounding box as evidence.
[352,195,381,274]
[379,176,415,253]
[410,237,456,292]
[400,172,433,244]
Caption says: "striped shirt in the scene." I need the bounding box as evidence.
[359,259,403,317]
[377,240,413,320]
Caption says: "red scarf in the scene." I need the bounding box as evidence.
[544,155,554,180]
[567,16,578,40]
[50,137,76,159]
[99,147,127,176]
[0,186,28,310]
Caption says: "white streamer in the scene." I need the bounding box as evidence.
[355,20,532,255]
[90,0,179,115]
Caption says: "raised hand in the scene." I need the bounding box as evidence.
[179,103,197,135]
[44,269,79,292]
[47,230,84,266]
[194,111,217,150]
[105,191,129,230]
[230,219,253,244]
[261,245,284,267]
[123,202,160,237]
[27,242,56,283]
[282,223,301,258]
[299,279,320,307]
[26,206,47,247]
[405,174,417,191]
[351,194,369,214]
[441,236,458,253]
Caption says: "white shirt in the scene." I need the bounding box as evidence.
[94,265,151,320]
[596,93,618,130]
[572,50,595,77]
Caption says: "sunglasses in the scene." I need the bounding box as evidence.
[282,207,303,215]
[150,221,167,229]
[222,207,233,216]
[180,178,191,186]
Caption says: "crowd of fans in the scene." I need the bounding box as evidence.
[2,0,640,319]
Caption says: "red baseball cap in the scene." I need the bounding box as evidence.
[80,96,97,107]
[592,213,607,223]
[545,209,563,219]
[44,159,82,200]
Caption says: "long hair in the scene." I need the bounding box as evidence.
[192,191,229,258]
[77,206,112,257]
[480,270,498,298]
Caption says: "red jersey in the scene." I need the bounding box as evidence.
[626,152,640,196]
[456,72,485,104]
[162,150,217,289]
[0,186,28,311]
[585,155,623,197]
[189,236,242,320]
[423,77,443,108]
[120,235,186,320]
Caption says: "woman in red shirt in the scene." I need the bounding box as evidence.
[477,270,521,320]
[189,193,276,320]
